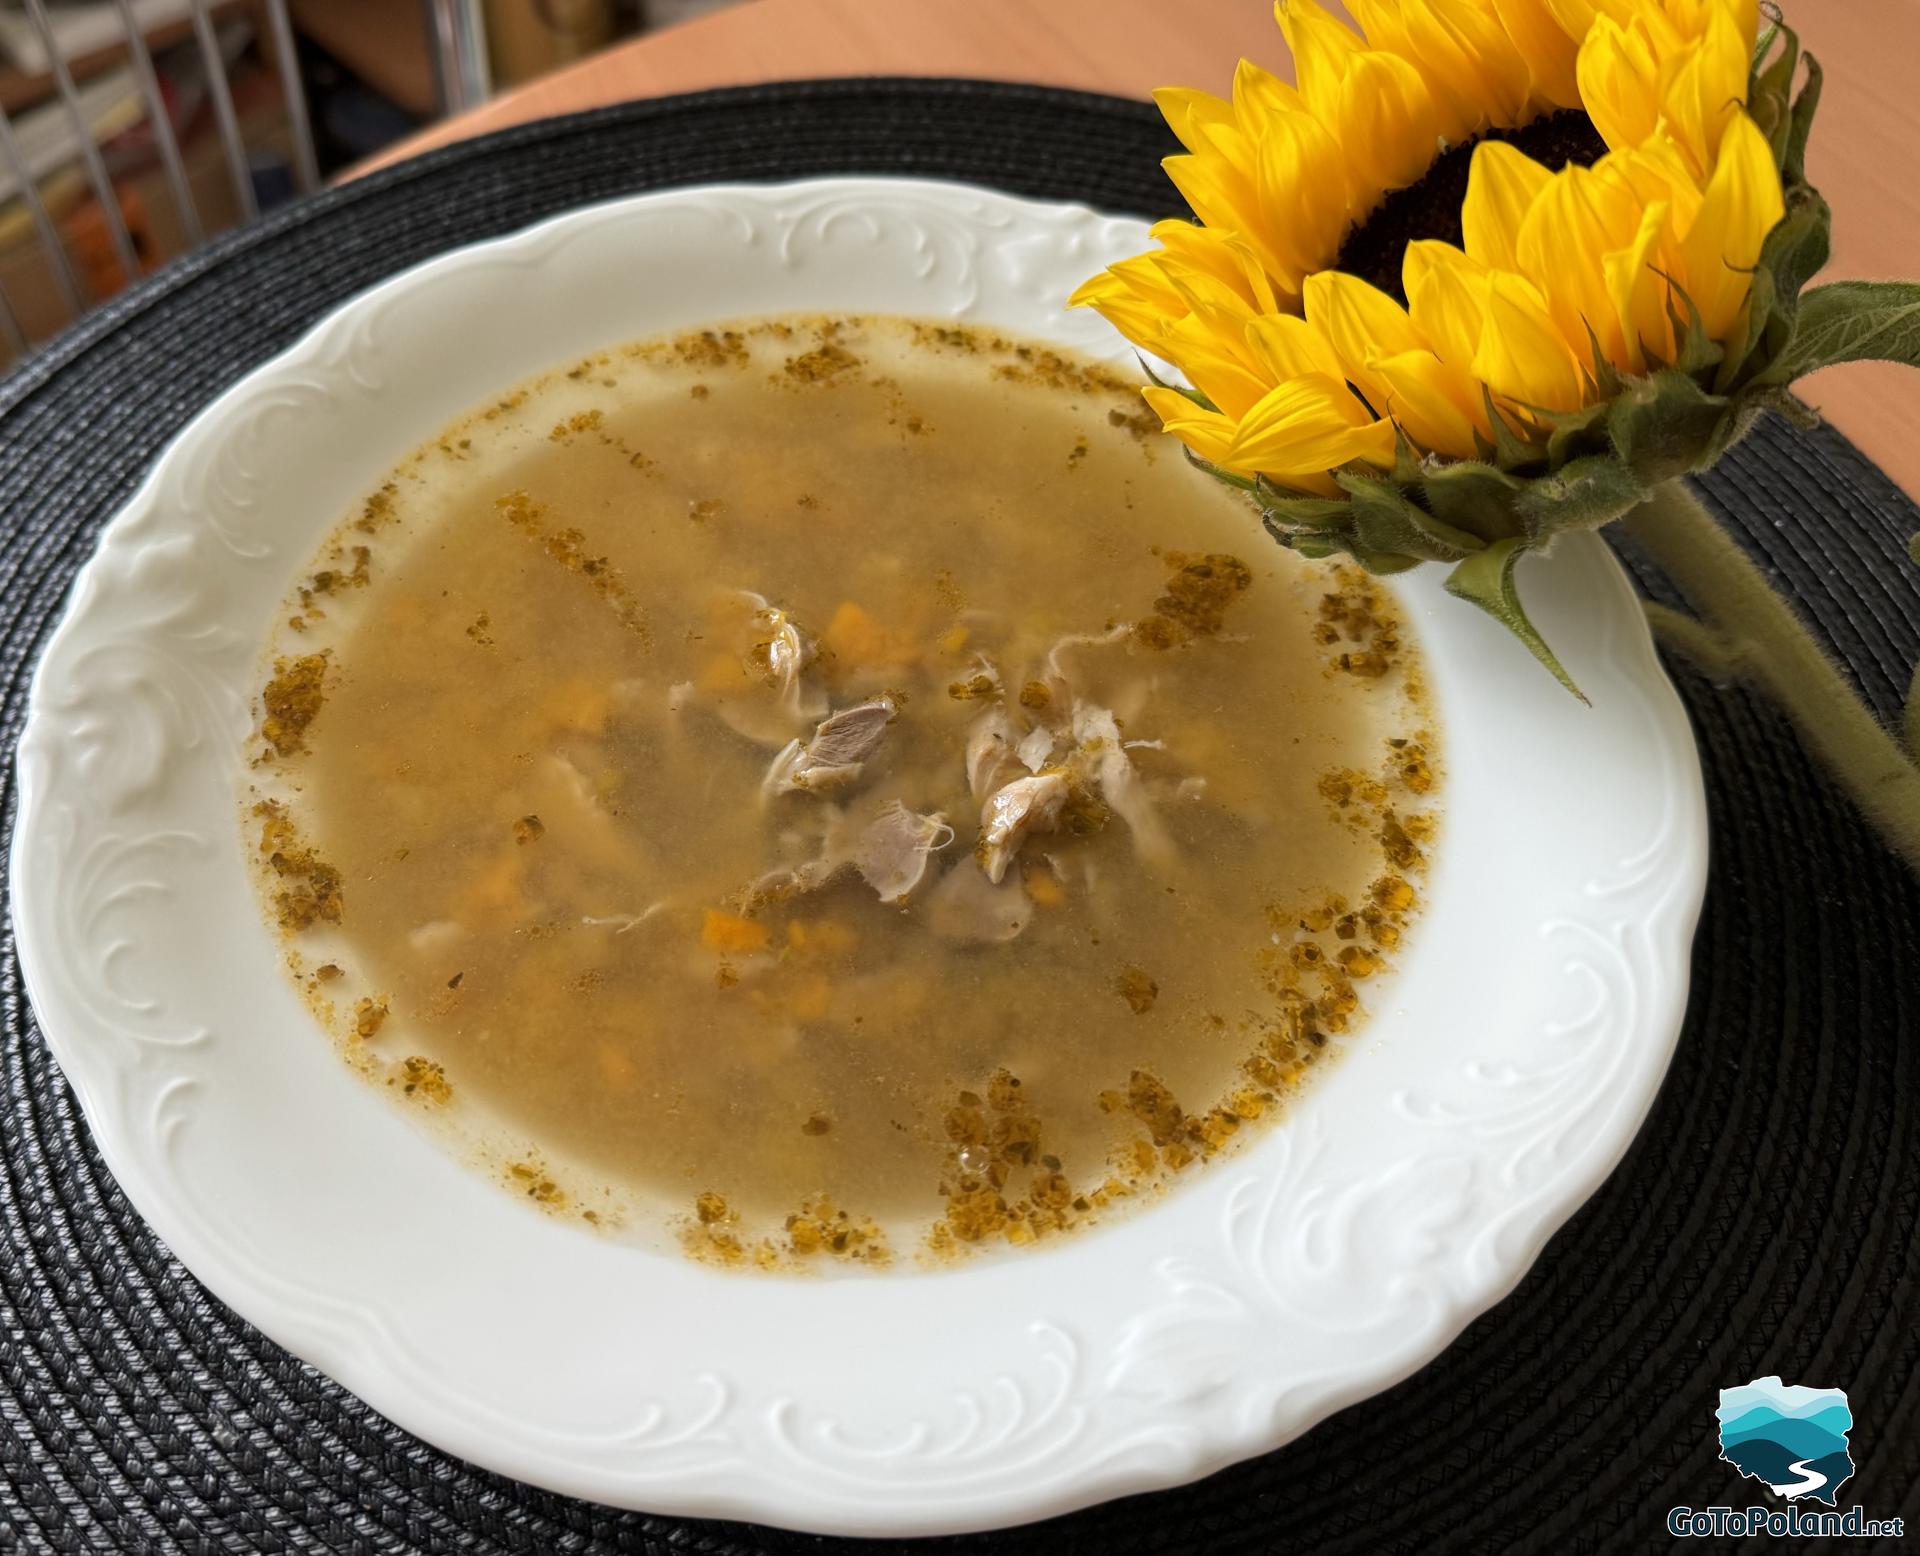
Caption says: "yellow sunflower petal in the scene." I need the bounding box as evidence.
[1539,0,1603,39]
[1461,140,1554,272]
[1660,3,1751,175]
[1232,56,1308,122]
[1602,137,1704,236]
[1151,220,1280,314]
[1225,374,1398,473]
[1067,268,1179,358]
[1162,154,1262,260]
[1677,109,1785,343]
[1275,0,1363,113]
[1336,50,1444,195]
[1491,0,1582,109]
[1417,0,1535,127]
[1472,271,1588,413]
[1353,0,1532,139]
[1141,386,1245,469]
[1302,270,1425,412]
[1370,349,1487,457]
[1251,108,1353,288]
[1345,0,1461,138]
[1243,312,1348,384]
[1603,198,1676,372]
[1160,314,1276,419]
[1153,87,1239,157]
[1515,162,1643,365]
[1576,14,1664,154]
[1404,241,1490,371]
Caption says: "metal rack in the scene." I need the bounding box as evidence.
[0,0,488,357]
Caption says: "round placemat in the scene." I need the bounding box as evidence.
[1,79,1915,1555]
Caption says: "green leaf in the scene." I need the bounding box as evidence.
[1514,453,1649,539]
[1908,531,1920,568]
[1334,472,1484,562]
[1785,49,1824,186]
[1760,279,1920,383]
[1609,371,1733,482]
[1422,459,1526,542]
[1443,539,1588,701]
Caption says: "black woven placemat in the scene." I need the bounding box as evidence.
[1,79,1915,1555]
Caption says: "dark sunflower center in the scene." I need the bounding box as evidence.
[1333,110,1609,304]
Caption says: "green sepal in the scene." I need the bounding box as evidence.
[1662,273,1725,378]
[1581,320,1625,402]
[1140,355,1218,413]
[1286,532,1424,574]
[1180,446,1258,492]
[1443,538,1588,701]
[1258,491,1355,535]
[1542,399,1614,471]
[1748,18,1800,165]
[1513,454,1649,541]
[1421,459,1526,543]
[1609,371,1733,482]
[1390,426,1425,485]
[1334,472,1485,562]
[1254,472,1335,508]
[1720,183,1831,390]
[1477,386,1543,470]
[1758,279,1920,383]
[1784,49,1823,186]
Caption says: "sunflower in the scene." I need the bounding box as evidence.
[1070,0,1920,696]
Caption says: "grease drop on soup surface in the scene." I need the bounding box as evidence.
[245,315,1440,1270]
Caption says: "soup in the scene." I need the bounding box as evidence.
[244,315,1438,1270]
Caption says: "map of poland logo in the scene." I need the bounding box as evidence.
[1718,1378,1856,1506]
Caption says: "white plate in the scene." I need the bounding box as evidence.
[10,178,1707,1537]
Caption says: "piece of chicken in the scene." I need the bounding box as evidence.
[976,770,1071,884]
[926,859,1034,943]
[764,696,898,797]
[853,801,952,904]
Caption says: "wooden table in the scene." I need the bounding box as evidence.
[366,0,1920,496]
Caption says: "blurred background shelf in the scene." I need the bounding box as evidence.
[0,0,750,365]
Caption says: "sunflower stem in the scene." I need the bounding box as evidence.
[1627,479,1920,872]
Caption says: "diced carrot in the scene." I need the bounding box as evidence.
[822,601,911,667]
[1024,868,1066,907]
[702,908,769,953]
